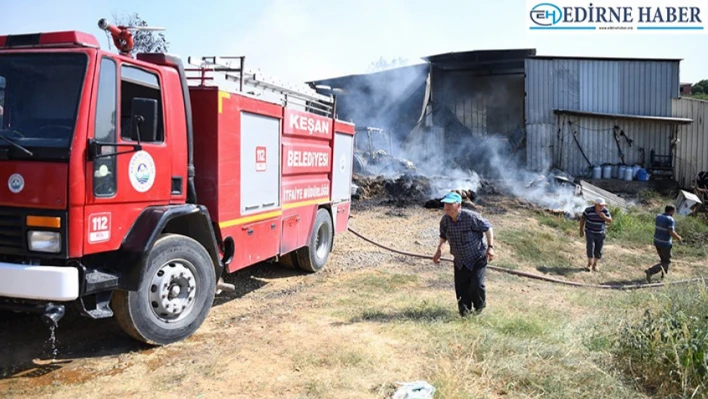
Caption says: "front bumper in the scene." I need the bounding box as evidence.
[0,261,79,301]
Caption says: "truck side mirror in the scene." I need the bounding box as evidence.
[130,97,158,142]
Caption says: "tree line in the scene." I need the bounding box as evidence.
[687,80,708,100]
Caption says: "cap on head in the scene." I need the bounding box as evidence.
[441,192,462,204]
[595,198,607,206]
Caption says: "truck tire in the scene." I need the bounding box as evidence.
[112,234,216,345]
[278,252,299,269]
[296,209,333,273]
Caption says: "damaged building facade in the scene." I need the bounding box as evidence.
[308,49,704,190]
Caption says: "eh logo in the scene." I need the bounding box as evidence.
[530,3,563,26]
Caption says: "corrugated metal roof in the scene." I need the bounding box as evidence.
[422,48,536,62]
[672,97,708,188]
[305,63,429,89]
[421,48,536,71]
[554,109,692,124]
[531,55,683,62]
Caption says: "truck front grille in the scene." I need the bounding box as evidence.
[0,210,22,251]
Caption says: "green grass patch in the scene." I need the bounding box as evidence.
[329,271,647,398]
[418,315,639,399]
[636,189,669,204]
[538,213,578,235]
[612,283,708,398]
[485,314,552,339]
[604,206,656,246]
[674,215,708,259]
[497,228,572,266]
[533,201,708,260]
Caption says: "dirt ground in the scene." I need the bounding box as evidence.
[1,196,706,399]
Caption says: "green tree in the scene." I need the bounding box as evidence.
[691,79,708,95]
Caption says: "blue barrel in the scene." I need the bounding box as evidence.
[637,168,649,181]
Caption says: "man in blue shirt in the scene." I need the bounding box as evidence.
[579,198,613,271]
[645,205,682,283]
[433,192,495,316]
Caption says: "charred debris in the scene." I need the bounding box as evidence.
[351,165,587,219]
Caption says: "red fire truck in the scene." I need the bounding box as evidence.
[0,19,355,345]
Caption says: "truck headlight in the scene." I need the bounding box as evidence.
[27,231,62,253]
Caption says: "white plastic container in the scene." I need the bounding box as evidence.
[592,165,602,179]
[602,165,612,179]
[618,165,627,180]
[624,167,634,181]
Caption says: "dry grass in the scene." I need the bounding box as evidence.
[2,198,708,398]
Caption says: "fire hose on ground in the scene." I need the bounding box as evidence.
[347,227,706,291]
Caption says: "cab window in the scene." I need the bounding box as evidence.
[93,57,118,197]
[120,65,164,143]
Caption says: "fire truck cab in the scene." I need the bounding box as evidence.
[0,20,354,345]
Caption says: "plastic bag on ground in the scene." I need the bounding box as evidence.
[391,380,436,399]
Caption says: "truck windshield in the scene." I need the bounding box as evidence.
[0,53,87,152]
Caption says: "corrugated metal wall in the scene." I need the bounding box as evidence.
[435,70,525,137]
[525,58,680,174]
[672,97,708,188]
[556,114,672,177]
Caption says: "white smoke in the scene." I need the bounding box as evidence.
[340,68,589,217]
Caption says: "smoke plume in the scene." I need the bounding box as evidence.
[333,66,589,216]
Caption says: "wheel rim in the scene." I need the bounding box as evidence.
[315,223,330,260]
[148,259,198,323]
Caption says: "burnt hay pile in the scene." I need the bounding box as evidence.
[352,173,502,209]
[351,172,580,219]
[352,174,431,207]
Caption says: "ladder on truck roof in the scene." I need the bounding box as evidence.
[185,55,335,118]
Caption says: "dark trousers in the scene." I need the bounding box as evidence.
[647,244,672,276]
[454,257,487,316]
[585,231,605,259]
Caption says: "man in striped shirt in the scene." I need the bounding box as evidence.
[579,198,612,271]
[645,205,682,283]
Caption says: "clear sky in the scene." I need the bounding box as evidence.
[2,0,704,86]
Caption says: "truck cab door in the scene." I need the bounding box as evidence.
[85,59,173,255]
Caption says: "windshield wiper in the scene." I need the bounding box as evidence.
[0,135,33,156]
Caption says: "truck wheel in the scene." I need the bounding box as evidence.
[278,252,299,269]
[112,234,216,345]
[296,209,333,273]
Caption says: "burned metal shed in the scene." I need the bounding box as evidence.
[308,63,429,143]
[309,49,535,176]
[309,50,696,185]
[412,49,534,174]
